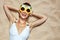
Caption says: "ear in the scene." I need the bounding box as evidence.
[29,11,33,16]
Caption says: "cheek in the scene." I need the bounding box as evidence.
[25,14,29,18]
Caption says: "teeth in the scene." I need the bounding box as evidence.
[22,13,26,16]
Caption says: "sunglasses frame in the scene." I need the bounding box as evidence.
[19,4,32,15]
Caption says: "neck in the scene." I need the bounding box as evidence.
[18,18,27,24]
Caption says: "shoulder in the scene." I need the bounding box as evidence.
[28,23,33,31]
[10,19,18,27]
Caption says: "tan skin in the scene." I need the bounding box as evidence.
[3,5,47,34]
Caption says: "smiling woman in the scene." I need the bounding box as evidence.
[3,2,47,40]
[19,2,32,18]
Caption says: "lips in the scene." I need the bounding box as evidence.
[21,12,27,17]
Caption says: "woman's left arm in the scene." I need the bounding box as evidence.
[29,13,47,30]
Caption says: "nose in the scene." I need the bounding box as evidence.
[22,11,26,13]
[22,11,28,14]
[22,12,27,15]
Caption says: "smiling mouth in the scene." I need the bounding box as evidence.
[21,12,27,17]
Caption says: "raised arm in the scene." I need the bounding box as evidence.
[4,5,19,12]
[29,13,47,30]
[3,5,19,23]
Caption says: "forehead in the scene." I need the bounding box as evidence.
[20,4,32,9]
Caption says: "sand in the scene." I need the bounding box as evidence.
[0,0,60,40]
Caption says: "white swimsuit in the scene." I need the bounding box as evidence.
[9,23,30,40]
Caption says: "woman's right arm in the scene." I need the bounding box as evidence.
[3,5,19,23]
[4,5,19,12]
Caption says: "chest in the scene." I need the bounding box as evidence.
[9,23,30,38]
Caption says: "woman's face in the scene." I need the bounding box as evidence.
[20,11,29,19]
[19,5,32,19]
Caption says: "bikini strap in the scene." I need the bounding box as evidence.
[26,22,29,26]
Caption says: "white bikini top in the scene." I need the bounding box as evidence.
[9,22,30,40]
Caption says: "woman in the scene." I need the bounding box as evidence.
[3,2,47,40]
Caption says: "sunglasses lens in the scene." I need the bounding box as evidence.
[21,7,25,11]
[26,9,30,12]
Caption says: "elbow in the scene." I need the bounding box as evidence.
[3,5,6,7]
[40,16,47,25]
[41,15,47,22]
[3,5,8,8]
[43,16,48,21]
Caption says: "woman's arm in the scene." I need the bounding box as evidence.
[3,5,19,23]
[29,13,47,30]
[4,5,19,12]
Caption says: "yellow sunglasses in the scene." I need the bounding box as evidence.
[19,4,32,15]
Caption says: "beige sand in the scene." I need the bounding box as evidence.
[0,0,60,40]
